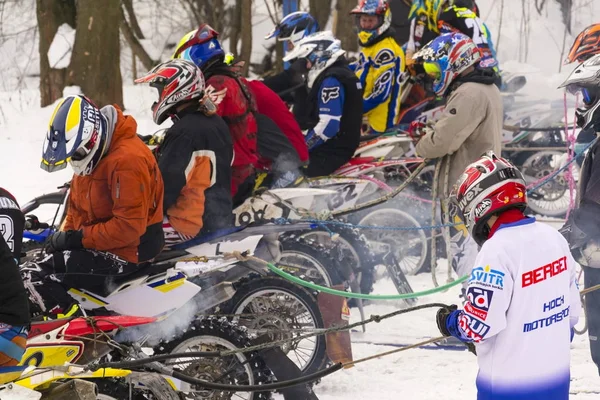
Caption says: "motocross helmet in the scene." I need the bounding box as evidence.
[413,32,481,96]
[283,31,346,89]
[265,11,319,47]
[172,24,225,71]
[42,95,109,176]
[559,54,600,131]
[565,23,600,65]
[350,0,392,47]
[451,152,527,246]
[408,0,447,33]
[135,59,206,125]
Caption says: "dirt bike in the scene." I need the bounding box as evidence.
[2,314,276,400]
[232,183,416,308]
[0,315,181,399]
[20,184,347,379]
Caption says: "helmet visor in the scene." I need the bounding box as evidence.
[423,61,442,81]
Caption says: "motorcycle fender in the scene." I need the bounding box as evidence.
[317,286,353,367]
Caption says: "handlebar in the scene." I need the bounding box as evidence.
[24,216,50,231]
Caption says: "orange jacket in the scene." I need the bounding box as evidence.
[63,106,164,263]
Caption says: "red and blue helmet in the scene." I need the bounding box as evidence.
[265,11,319,46]
[350,0,392,47]
[172,24,225,71]
[413,32,481,96]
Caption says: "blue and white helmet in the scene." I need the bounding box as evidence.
[265,11,319,46]
[282,31,346,88]
[42,95,109,176]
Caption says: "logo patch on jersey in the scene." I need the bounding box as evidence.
[374,49,394,66]
[458,313,491,342]
[522,256,567,288]
[321,87,340,104]
[465,287,493,320]
[470,265,505,289]
[368,70,393,100]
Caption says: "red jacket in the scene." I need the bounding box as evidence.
[206,75,258,196]
[247,80,309,163]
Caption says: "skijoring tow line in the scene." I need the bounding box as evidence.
[86,301,456,392]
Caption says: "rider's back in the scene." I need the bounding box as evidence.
[64,107,164,263]
[247,80,309,164]
[158,107,233,236]
[207,74,258,196]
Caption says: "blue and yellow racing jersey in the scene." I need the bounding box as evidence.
[354,36,406,133]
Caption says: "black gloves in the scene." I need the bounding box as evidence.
[436,304,477,355]
[45,230,84,253]
[436,304,458,337]
[288,58,309,86]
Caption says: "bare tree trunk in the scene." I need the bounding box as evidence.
[120,5,155,71]
[229,0,243,59]
[334,0,358,52]
[239,0,253,76]
[36,0,76,107]
[310,0,332,31]
[69,0,123,108]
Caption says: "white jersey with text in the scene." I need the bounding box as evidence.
[455,218,581,400]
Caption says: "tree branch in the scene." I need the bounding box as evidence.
[119,5,155,71]
[122,0,145,39]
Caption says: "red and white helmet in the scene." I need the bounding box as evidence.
[135,59,205,125]
[451,152,527,246]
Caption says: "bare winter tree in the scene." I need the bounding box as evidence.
[120,0,155,72]
[239,0,253,76]
[334,0,358,52]
[36,0,76,107]
[36,0,123,107]
[179,0,234,40]
[309,0,332,30]
[68,0,123,108]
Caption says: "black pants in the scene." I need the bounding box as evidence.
[26,250,138,315]
[584,266,600,375]
[304,152,350,177]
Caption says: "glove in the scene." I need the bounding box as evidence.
[25,215,42,231]
[407,121,431,144]
[436,304,458,337]
[288,58,309,86]
[289,57,309,76]
[45,230,83,254]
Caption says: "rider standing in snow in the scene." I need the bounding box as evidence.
[28,95,165,318]
[437,152,581,400]
[0,188,29,382]
[412,32,502,280]
[350,0,406,134]
[558,53,600,375]
[282,31,364,177]
[135,59,233,245]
